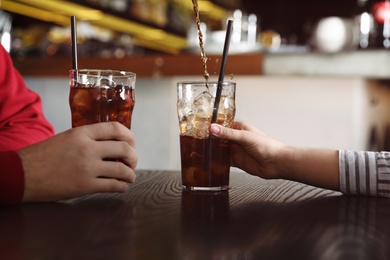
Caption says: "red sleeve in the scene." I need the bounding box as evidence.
[0,45,55,151]
[0,151,24,204]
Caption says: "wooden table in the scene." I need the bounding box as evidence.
[1,170,389,259]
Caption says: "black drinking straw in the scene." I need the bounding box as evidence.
[71,16,78,71]
[206,20,233,187]
[211,19,233,124]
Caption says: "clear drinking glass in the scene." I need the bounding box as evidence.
[177,81,236,191]
[69,69,136,129]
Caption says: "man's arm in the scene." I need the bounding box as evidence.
[0,45,54,151]
[0,151,24,204]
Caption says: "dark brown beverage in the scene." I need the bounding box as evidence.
[180,135,231,190]
[192,0,209,81]
[69,85,135,129]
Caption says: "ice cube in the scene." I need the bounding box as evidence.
[177,100,191,120]
[93,76,116,88]
[217,96,236,127]
[193,91,213,118]
[180,113,196,135]
[179,91,216,138]
[180,112,210,138]
[218,96,234,112]
[71,89,94,117]
[193,116,210,138]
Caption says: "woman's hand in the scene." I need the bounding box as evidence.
[210,121,285,179]
[210,121,340,191]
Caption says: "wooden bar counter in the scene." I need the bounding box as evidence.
[1,170,389,259]
[12,53,263,77]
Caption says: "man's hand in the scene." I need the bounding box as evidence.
[19,122,138,202]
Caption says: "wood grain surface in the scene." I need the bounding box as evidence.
[0,170,389,260]
[12,54,262,77]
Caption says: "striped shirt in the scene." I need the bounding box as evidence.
[339,150,390,198]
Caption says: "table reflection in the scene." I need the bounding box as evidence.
[179,192,389,260]
[0,179,389,260]
[0,198,135,259]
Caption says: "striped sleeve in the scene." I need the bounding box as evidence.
[339,150,390,198]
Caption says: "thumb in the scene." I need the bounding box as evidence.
[210,123,240,142]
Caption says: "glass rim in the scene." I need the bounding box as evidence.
[177,81,236,86]
[70,69,136,77]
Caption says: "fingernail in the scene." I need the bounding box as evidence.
[210,124,220,135]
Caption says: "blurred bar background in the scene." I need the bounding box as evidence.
[1,0,390,170]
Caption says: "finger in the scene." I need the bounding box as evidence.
[210,123,251,144]
[96,140,138,169]
[95,160,136,183]
[117,148,138,170]
[84,122,136,147]
[232,121,245,130]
